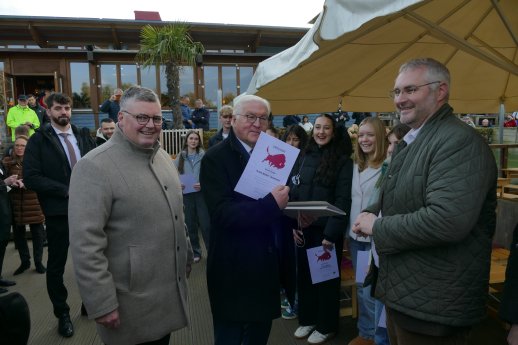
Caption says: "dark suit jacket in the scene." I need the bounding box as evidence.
[500,223,518,325]
[23,123,96,216]
[200,128,283,322]
[208,128,226,148]
[0,162,12,241]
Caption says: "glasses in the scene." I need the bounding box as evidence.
[221,115,233,119]
[389,81,441,99]
[121,110,163,125]
[236,113,269,125]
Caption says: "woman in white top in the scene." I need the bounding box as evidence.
[346,117,387,345]
[300,115,313,134]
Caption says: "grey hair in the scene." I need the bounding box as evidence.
[399,58,450,100]
[232,94,271,116]
[120,86,160,109]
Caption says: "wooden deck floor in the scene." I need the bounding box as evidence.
[1,240,509,345]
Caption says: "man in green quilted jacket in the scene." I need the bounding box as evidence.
[353,58,497,345]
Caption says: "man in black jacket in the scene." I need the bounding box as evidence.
[27,94,49,126]
[23,93,96,338]
[99,88,123,123]
[191,99,210,131]
[208,105,233,147]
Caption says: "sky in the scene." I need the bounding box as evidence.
[0,0,323,28]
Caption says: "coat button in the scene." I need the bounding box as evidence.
[175,215,178,220]
[178,277,182,282]
[177,246,180,251]
[164,186,168,190]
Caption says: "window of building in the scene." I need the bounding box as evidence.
[100,64,117,102]
[160,65,196,108]
[222,66,237,106]
[120,64,137,89]
[203,66,219,108]
[239,66,254,94]
[70,62,91,109]
[140,65,157,92]
[180,66,195,100]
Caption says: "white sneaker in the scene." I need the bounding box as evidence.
[307,330,335,344]
[294,325,316,339]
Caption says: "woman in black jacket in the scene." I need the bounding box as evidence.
[290,113,353,344]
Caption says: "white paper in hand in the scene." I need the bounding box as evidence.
[234,132,299,199]
[306,246,339,284]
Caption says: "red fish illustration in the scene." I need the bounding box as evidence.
[316,250,332,262]
[262,146,286,169]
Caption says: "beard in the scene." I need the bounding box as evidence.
[52,116,70,126]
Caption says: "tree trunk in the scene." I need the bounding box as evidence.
[165,61,182,129]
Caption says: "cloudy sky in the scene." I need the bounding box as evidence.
[0,0,323,27]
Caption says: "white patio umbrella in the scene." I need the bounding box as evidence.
[246,0,518,117]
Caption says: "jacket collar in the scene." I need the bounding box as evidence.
[111,124,160,159]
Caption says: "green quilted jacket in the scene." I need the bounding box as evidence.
[366,103,497,327]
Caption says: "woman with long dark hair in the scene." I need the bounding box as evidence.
[290,113,353,344]
[174,130,210,263]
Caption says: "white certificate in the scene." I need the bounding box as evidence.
[179,173,197,194]
[306,246,339,284]
[234,132,300,199]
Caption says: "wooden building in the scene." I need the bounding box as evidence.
[0,13,307,135]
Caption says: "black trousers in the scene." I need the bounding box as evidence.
[13,224,44,266]
[45,216,70,317]
[213,318,272,345]
[0,236,8,278]
[296,226,343,335]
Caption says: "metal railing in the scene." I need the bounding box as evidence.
[159,129,204,156]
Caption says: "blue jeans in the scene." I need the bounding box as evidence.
[348,237,375,340]
[374,298,390,345]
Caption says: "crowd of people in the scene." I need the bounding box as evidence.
[0,57,515,345]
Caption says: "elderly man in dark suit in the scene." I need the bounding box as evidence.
[201,94,290,345]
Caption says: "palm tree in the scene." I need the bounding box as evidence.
[136,23,204,129]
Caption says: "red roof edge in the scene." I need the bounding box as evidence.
[134,11,162,21]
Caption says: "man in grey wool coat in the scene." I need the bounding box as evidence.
[69,86,193,345]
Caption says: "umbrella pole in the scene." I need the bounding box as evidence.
[498,103,505,144]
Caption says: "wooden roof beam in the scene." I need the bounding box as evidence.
[250,30,262,53]
[111,26,121,49]
[28,23,48,48]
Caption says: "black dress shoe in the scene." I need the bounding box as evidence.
[58,314,74,337]
[35,263,47,274]
[0,287,7,294]
[14,262,30,275]
[0,278,16,287]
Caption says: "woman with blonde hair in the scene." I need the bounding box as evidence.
[346,116,388,345]
[2,135,46,275]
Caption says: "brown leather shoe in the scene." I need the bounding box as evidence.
[348,336,374,345]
